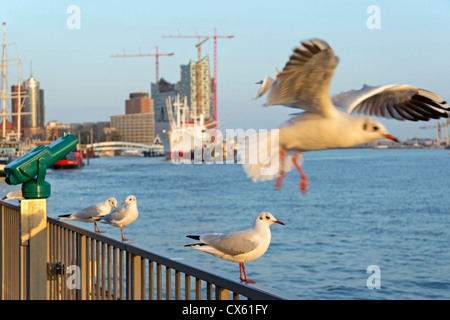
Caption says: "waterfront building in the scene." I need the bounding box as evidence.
[110,92,155,145]
[151,78,178,123]
[178,55,213,121]
[11,74,46,140]
[46,121,70,141]
[150,56,213,138]
[126,92,153,114]
[69,121,111,144]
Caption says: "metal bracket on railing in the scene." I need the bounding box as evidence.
[47,262,65,280]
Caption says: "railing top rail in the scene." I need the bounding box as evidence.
[48,216,299,300]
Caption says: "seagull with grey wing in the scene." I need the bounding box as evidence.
[98,195,138,241]
[185,212,284,283]
[242,38,449,193]
[2,188,23,201]
[58,197,118,233]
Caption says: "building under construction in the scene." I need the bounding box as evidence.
[151,55,213,137]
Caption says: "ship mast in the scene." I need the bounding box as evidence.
[2,25,6,138]
[1,23,30,140]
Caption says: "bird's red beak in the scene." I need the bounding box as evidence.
[121,201,127,205]
[274,220,285,225]
[383,134,399,143]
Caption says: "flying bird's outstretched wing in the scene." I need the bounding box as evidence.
[333,84,449,121]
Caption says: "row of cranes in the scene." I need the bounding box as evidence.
[420,119,449,147]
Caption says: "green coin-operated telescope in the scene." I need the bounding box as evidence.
[4,132,79,199]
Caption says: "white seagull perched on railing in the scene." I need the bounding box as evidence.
[243,38,449,193]
[2,188,24,201]
[98,195,138,241]
[185,212,284,283]
[58,197,118,233]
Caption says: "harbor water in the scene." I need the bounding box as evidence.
[2,148,449,299]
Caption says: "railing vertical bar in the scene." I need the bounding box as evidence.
[215,286,230,300]
[95,240,100,299]
[148,260,154,300]
[125,252,130,299]
[141,258,146,300]
[90,238,95,300]
[195,278,201,300]
[61,227,67,300]
[233,292,240,300]
[65,229,70,300]
[166,266,171,300]
[76,233,87,300]
[49,224,53,300]
[107,245,112,300]
[207,282,213,300]
[46,221,51,300]
[101,242,106,300]
[84,235,90,300]
[156,263,162,300]
[53,224,58,300]
[185,274,191,300]
[175,270,180,300]
[71,231,76,300]
[119,249,124,300]
[128,253,141,300]
[113,247,118,300]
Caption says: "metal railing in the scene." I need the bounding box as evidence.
[1,200,296,300]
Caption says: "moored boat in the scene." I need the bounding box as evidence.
[52,149,83,169]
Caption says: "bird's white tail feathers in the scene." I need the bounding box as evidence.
[188,244,228,259]
[238,130,303,182]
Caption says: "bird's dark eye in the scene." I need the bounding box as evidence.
[265,216,270,220]
[373,126,379,131]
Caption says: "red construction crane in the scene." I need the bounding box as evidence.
[110,46,174,83]
[162,28,234,128]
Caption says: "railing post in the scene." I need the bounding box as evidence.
[127,253,141,300]
[76,234,88,300]
[20,199,47,300]
[215,286,229,300]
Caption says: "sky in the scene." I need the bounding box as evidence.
[1,0,449,140]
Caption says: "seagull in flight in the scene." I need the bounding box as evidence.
[243,38,449,193]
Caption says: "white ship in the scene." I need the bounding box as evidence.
[161,94,217,163]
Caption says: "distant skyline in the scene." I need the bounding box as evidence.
[1,0,449,140]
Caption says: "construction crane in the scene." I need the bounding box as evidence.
[162,29,234,130]
[110,46,174,83]
[420,120,449,147]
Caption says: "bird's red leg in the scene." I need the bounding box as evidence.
[94,222,105,233]
[241,263,256,284]
[292,153,308,194]
[121,226,129,241]
[239,263,245,282]
[275,148,288,190]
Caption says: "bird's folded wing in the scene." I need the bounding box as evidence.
[333,84,449,121]
[258,39,339,116]
[103,207,127,223]
[74,205,98,219]
[201,231,258,255]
